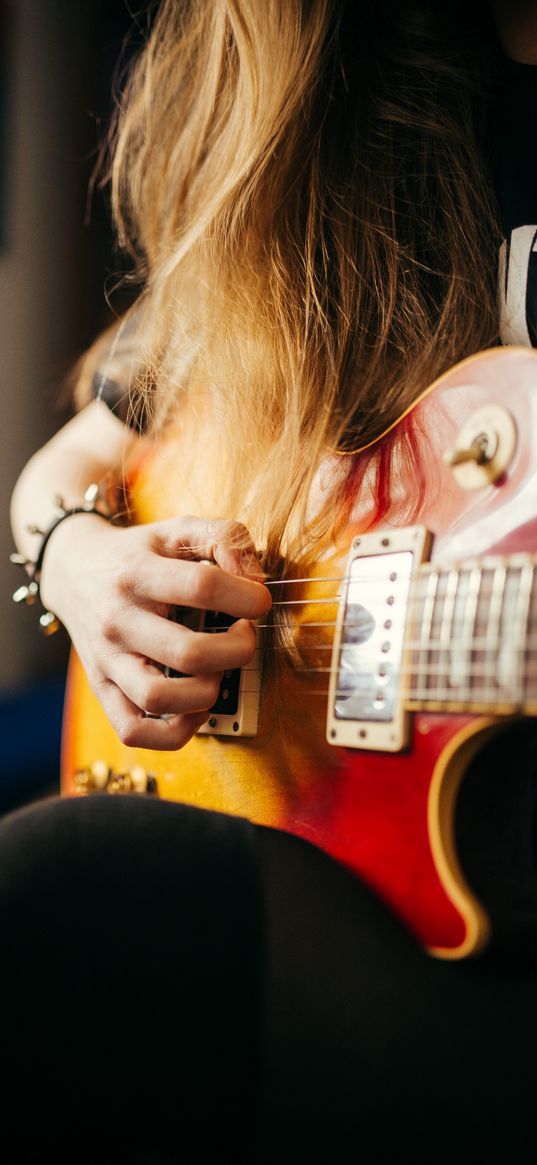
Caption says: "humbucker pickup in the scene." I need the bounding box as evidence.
[326,526,431,752]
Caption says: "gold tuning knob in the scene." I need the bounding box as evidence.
[90,759,111,789]
[72,763,158,796]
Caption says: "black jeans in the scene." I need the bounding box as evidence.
[0,793,536,1163]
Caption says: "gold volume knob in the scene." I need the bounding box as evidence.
[444,404,517,490]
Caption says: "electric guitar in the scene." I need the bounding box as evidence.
[61,346,537,960]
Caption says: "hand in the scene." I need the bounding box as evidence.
[41,513,272,750]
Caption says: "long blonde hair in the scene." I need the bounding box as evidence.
[80,0,502,565]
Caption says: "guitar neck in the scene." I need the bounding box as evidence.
[406,556,537,714]
[327,527,537,753]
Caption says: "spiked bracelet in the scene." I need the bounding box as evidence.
[11,482,117,635]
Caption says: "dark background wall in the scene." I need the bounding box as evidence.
[0,0,138,805]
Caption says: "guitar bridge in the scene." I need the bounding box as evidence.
[326,526,430,752]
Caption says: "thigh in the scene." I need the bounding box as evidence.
[3,793,537,1162]
[0,794,264,1164]
[256,825,537,1162]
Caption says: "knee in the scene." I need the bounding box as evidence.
[0,796,78,909]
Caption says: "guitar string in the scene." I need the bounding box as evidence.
[263,587,533,618]
[211,624,537,654]
[204,624,537,656]
[200,623,537,698]
[263,563,537,584]
[266,592,535,608]
[270,682,536,700]
[236,682,532,701]
[182,652,537,685]
[256,634,537,651]
[193,564,537,695]
[262,567,537,589]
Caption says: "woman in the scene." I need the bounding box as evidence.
[7,1,537,1160]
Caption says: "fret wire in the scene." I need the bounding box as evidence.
[497,573,515,692]
[439,568,458,694]
[497,571,522,692]
[486,565,506,698]
[529,574,537,701]
[417,567,438,699]
[456,568,479,697]
[513,563,534,703]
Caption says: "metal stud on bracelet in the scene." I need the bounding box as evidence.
[10,481,118,635]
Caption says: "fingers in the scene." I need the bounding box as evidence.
[148,516,267,579]
[106,654,223,717]
[70,513,269,753]
[128,555,271,618]
[96,679,211,751]
[92,615,258,747]
[115,610,258,674]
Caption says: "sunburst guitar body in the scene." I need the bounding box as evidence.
[62,347,537,959]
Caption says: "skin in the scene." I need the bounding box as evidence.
[11,401,271,751]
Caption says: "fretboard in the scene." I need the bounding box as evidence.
[405,557,537,713]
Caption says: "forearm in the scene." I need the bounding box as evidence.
[10,400,140,565]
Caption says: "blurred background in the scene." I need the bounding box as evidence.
[0,0,137,810]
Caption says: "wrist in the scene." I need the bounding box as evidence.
[11,481,122,633]
[40,511,118,620]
